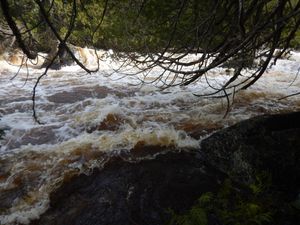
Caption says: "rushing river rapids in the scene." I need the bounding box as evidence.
[0,49,300,224]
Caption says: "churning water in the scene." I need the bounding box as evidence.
[0,49,299,224]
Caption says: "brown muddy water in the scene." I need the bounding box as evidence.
[0,51,300,224]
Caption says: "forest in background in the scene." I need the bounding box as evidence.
[1,0,300,55]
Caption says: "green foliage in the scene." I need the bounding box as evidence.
[249,172,272,195]
[1,0,300,53]
[168,205,208,225]
[290,30,300,49]
[169,176,274,225]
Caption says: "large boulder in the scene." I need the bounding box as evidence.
[201,111,300,195]
[31,111,300,225]
[31,151,226,225]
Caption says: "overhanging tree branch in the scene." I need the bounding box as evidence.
[0,0,37,59]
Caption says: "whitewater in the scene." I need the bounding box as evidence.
[0,49,299,224]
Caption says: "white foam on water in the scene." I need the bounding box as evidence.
[0,49,299,224]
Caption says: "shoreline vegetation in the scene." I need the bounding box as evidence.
[1,0,300,72]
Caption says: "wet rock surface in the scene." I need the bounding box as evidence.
[201,111,300,195]
[31,152,225,225]
[31,111,300,225]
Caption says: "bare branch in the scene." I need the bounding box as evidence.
[0,0,37,59]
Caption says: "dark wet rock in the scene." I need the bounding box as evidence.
[31,111,300,225]
[31,151,226,225]
[201,111,300,195]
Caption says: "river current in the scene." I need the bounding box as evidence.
[0,50,299,224]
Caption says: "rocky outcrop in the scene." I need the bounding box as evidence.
[31,111,300,225]
[201,111,300,195]
[31,152,226,225]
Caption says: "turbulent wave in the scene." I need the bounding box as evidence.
[0,49,299,224]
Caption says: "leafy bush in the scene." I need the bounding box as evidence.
[168,176,273,225]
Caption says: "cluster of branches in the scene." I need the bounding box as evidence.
[119,0,300,89]
[0,0,104,122]
[0,0,300,122]
[108,0,300,117]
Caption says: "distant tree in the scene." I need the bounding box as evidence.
[0,0,300,121]
[119,0,300,90]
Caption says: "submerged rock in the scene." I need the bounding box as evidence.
[31,111,300,225]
